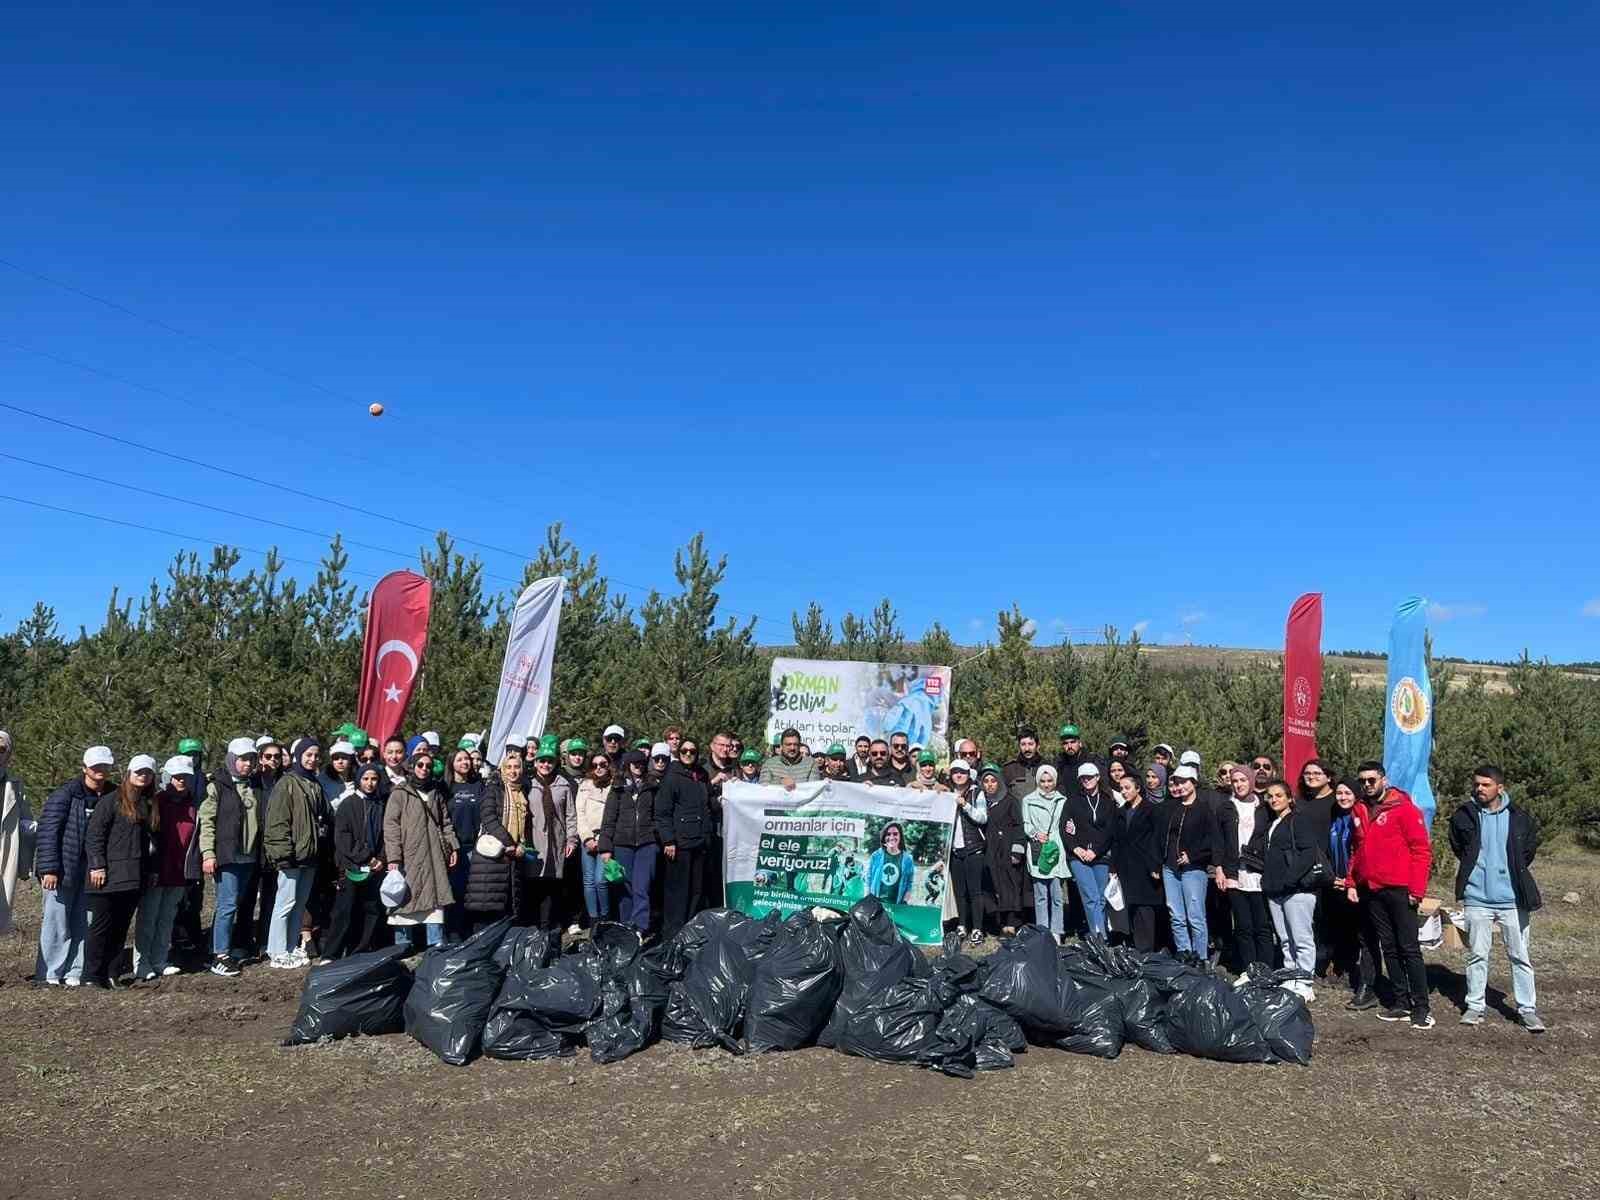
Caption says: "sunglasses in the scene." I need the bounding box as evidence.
[891,743,909,751]
[1358,776,1383,786]
[652,755,669,762]
[870,751,888,758]
[679,748,697,757]
[1252,761,1272,769]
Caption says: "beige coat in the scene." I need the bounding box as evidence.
[574,779,609,844]
[383,780,460,915]
[1,773,35,935]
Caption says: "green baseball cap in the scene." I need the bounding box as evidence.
[177,737,203,755]
[633,738,651,750]
[1059,723,1081,738]
[979,761,1002,778]
[740,749,762,765]
[350,730,370,751]
[567,737,588,753]
[535,733,560,760]
[827,742,846,757]
[917,749,937,766]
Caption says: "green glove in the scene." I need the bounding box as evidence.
[603,858,628,883]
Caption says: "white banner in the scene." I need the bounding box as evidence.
[722,780,957,945]
[486,576,564,765]
[765,657,953,759]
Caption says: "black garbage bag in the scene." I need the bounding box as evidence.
[1236,965,1315,1066]
[1163,972,1275,1064]
[935,993,1026,1071]
[745,911,844,1053]
[624,942,688,1021]
[587,980,656,1064]
[662,911,781,1051]
[579,922,644,979]
[493,926,558,972]
[819,899,926,1049]
[832,956,977,1078]
[668,907,762,960]
[404,917,513,1066]
[284,944,414,1046]
[1053,967,1126,1060]
[482,935,614,1063]
[979,927,1125,1058]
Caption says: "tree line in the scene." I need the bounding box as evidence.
[1,526,1595,844]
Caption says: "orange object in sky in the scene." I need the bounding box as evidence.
[369,403,384,417]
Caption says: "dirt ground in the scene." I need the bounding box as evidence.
[2,848,1596,1200]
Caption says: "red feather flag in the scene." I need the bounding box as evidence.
[357,570,433,745]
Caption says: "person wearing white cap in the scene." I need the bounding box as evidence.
[321,740,357,810]
[601,724,627,771]
[946,759,989,946]
[201,737,265,974]
[33,745,117,985]
[1063,760,1117,937]
[1161,764,1224,964]
[82,754,159,988]
[0,731,36,938]
[131,756,201,979]
[263,737,327,967]
[254,735,283,789]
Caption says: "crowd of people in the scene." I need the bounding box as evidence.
[0,719,1547,1034]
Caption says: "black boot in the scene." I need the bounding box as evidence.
[1347,987,1378,1011]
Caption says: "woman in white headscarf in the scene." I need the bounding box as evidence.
[0,731,36,936]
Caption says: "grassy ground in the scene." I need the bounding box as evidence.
[2,846,1596,1200]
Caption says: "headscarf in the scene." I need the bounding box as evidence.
[289,737,321,782]
[1033,764,1061,797]
[1143,763,1168,804]
[498,756,527,845]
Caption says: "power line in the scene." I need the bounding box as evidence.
[0,492,387,580]
[0,449,526,589]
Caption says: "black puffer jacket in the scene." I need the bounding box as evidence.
[463,778,524,915]
[598,777,657,852]
[85,790,153,893]
[654,762,710,850]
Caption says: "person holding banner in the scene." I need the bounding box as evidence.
[760,729,820,789]
[906,750,949,793]
[1023,764,1071,942]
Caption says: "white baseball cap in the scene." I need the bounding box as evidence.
[1172,765,1199,781]
[330,740,356,757]
[228,736,259,758]
[949,759,972,774]
[1179,750,1202,767]
[83,745,114,768]
[163,755,193,778]
[1077,761,1100,778]
[650,742,671,758]
[422,730,441,748]
[127,753,157,774]
[603,724,626,739]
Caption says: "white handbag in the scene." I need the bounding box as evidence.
[475,832,506,859]
[1103,872,1126,913]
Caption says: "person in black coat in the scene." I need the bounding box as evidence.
[1161,766,1223,962]
[1217,765,1274,972]
[1061,762,1118,937]
[325,762,387,958]
[1261,779,1322,999]
[463,748,533,929]
[1112,772,1164,952]
[980,764,1028,934]
[82,758,158,988]
[598,750,658,934]
[656,739,712,940]
[33,747,118,985]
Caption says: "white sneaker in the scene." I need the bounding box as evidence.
[288,949,310,967]
[161,965,181,976]
[138,971,158,982]
[268,955,295,969]
[64,978,81,988]
[566,923,582,936]
[955,925,967,939]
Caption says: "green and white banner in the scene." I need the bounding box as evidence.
[765,657,953,759]
[722,779,956,945]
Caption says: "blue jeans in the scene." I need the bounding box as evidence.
[580,846,613,921]
[1464,906,1537,1013]
[1069,859,1112,937]
[613,845,658,932]
[36,885,89,983]
[1032,877,1064,939]
[211,864,255,958]
[133,885,185,975]
[1163,867,1210,958]
[267,866,315,958]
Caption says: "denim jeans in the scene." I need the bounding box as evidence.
[1032,877,1064,939]
[613,845,658,933]
[211,864,255,958]
[580,847,613,922]
[1464,906,1536,1013]
[133,885,185,975]
[1162,867,1210,958]
[398,922,445,951]
[36,885,89,983]
[267,866,315,958]
[1068,859,1112,936]
[1269,890,1318,976]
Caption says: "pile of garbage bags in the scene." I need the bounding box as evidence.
[284,899,1312,1072]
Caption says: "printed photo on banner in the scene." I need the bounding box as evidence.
[765,657,953,761]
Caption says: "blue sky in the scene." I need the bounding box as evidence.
[3,2,1597,660]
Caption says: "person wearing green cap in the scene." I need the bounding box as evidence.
[822,743,850,781]
[906,749,949,793]
[1055,723,1101,791]
[521,734,578,931]
[737,748,762,782]
[562,737,590,785]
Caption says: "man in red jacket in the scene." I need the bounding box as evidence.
[1350,761,1434,1028]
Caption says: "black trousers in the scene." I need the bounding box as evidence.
[517,876,563,931]
[1128,903,1159,953]
[1206,878,1232,961]
[84,890,141,984]
[325,876,386,958]
[702,831,725,911]
[951,849,987,931]
[1326,886,1383,994]
[1228,889,1274,970]
[173,881,205,953]
[661,846,706,940]
[1366,885,1429,1015]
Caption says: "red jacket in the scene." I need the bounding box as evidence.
[1350,787,1431,899]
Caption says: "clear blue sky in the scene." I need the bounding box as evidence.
[4,2,1597,660]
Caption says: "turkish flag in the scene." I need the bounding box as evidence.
[357,570,433,745]
[1282,592,1323,790]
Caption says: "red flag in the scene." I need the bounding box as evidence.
[357,570,433,745]
[1282,592,1323,789]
